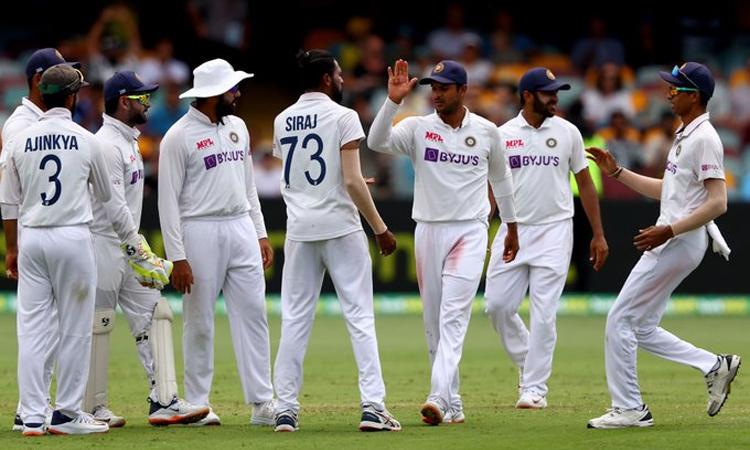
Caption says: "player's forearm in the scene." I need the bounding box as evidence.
[3,219,17,251]
[367,98,400,154]
[345,177,387,234]
[578,181,605,237]
[615,168,662,199]
[670,189,727,236]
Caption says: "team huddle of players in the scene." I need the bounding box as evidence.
[0,47,740,437]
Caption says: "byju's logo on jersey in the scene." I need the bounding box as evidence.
[196,138,214,150]
[665,160,678,174]
[425,131,444,143]
[424,147,479,166]
[509,154,560,169]
[203,150,245,170]
[130,169,144,184]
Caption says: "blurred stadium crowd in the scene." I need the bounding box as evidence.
[3,3,750,202]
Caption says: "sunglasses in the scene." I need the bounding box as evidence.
[671,65,701,90]
[126,93,151,107]
[669,86,698,97]
[227,84,240,95]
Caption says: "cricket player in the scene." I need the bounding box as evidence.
[485,67,609,409]
[0,64,170,436]
[271,49,400,433]
[587,62,741,429]
[368,59,519,425]
[84,70,209,427]
[158,58,275,426]
[2,48,79,432]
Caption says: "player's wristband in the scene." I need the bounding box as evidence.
[609,166,624,178]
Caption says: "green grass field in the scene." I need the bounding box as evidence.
[0,313,747,449]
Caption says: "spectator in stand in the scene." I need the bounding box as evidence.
[461,33,492,87]
[599,111,644,173]
[254,150,283,199]
[137,38,190,86]
[581,62,635,130]
[642,111,678,177]
[426,3,477,60]
[571,16,625,72]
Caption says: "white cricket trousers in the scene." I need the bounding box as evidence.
[182,216,273,406]
[415,220,488,409]
[485,220,573,397]
[17,225,96,424]
[274,231,386,412]
[94,234,159,385]
[605,228,718,409]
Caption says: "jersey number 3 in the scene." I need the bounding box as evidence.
[39,154,62,206]
[280,133,326,188]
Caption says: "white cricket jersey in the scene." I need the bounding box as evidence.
[498,112,588,224]
[0,97,44,220]
[0,108,114,228]
[90,114,143,239]
[272,92,364,241]
[368,98,513,223]
[657,112,724,227]
[158,106,267,261]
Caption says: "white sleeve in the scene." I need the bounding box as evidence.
[367,98,415,156]
[244,127,267,239]
[158,132,187,261]
[489,127,517,222]
[98,140,138,243]
[272,115,282,159]
[0,147,22,211]
[339,109,365,146]
[694,136,725,182]
[0,145,19,219]
[569,125,588,174]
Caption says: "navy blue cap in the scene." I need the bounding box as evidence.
[659,62,715,99]
[518,67,571,93]
[419,60,467,85]
[104,71,159,101]
[25,48,80,79]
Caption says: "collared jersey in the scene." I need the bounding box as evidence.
[498,112,588,224]
[0,97,45,220]
[272,92,364,241]
[0,108,113,228]
[158,106,267,261]
[90,114,144,239]
[368,98,512,223]
[657,112,724,227]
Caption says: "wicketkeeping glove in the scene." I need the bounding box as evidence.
[121,234,174,290]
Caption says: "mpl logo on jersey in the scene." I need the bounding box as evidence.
[203,150,245,170]
[505,139,524,149]
[425,131,444,143]
[508,154,560,169]
[196,138,214,150]
[424,147,479,166]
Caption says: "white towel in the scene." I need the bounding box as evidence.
[706,221,731,261]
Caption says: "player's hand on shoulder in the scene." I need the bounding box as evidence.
[170,259,194,294]
[387,59,418,104]
[259,238,274,270]
[589,234,609,271]
[375,228,397,256]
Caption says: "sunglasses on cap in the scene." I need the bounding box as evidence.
[668,86,698,97]
[671,65,701,90]
[126,93,151,107]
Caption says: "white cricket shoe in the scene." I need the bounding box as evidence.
[250,399,276,426]
[274,409,299,432]
[443,407,465,424]
[12,414,23,432]
[516,391,547,409]
[705,354,741,417]
[47,411,109,435]
[420,400,445,426]
[92,405,126,428]
[21,422,46,436]
[188,408,220,426]
[587,405,654,429]
[359,403,401,431]
[149,396,210,426]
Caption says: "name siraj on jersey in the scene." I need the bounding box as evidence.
[24,134,79,152]
[285,114,317,131]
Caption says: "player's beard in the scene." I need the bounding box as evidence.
[215,96,236,121]
[532,93,556,119]
[131,108,148,126]
[330,81,343,104]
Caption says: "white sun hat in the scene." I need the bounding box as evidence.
[179,58,254,99]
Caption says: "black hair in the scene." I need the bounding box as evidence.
[105,97,119,115]
[296,49,336,90]
[699,92,710,108]
[41,92,70,109]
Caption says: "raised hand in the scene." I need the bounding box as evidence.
[586,147,619,176]
[387,59,418,104]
